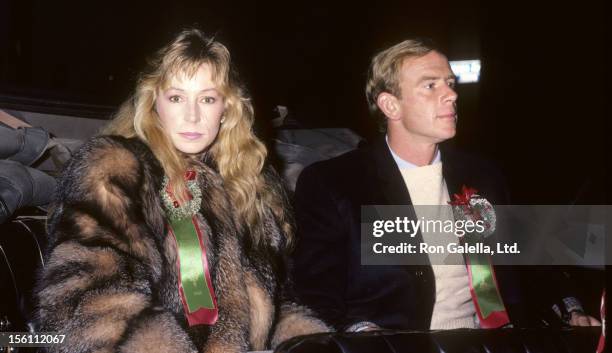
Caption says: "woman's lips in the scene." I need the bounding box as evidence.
[179,132,203,140]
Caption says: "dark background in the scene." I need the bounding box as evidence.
[0,0,607,204]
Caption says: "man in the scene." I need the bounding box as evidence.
[291,39,599,331]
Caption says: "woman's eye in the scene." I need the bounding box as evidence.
[169,95,182,103]
[203,96,216,104]
[425,83,435,89]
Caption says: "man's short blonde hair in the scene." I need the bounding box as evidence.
[365,39,436,130]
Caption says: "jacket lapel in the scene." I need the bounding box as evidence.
[371,138,467,203]
[441,144,462,198]
[369,137,413,205]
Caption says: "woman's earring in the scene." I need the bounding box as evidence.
[220,116,226,124]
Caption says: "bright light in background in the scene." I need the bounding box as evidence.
[450,60,481,84]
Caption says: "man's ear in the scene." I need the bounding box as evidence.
[377,92,401,121]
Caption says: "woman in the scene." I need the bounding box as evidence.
[36,28,329,353]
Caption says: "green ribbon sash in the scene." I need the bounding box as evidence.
[168,216,218,326]
[465,239,510,328]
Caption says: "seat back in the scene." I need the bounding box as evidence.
[0,214,47,335]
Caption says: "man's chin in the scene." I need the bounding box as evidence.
[435,128,456,142]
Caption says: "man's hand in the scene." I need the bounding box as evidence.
[569,311,601,326]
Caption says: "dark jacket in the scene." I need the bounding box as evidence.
[291,137,536,330]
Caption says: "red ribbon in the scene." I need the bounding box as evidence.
[185,170,197,181]
[597,290,606,353]
[449,185,479,206]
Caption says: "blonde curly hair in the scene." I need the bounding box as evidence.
[103,28,292,247]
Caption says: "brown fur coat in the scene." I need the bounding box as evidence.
[35,136,329,353]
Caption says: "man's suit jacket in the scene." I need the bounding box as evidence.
[291,137,536,330]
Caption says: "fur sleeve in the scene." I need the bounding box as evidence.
[260,167,332,347]
[203,233,250,353]
[262,166,295,252]
[36,136,197,353]
[194,163,251,353]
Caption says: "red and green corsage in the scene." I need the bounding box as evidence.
[161,170,218,326]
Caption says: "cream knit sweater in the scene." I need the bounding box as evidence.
[400,162,477,330]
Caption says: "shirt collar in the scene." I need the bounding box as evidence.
[385,134,441,170]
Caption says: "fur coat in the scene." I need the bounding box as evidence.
[35,136,329,353]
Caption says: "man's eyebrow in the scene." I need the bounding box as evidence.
[417,74,457,83]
